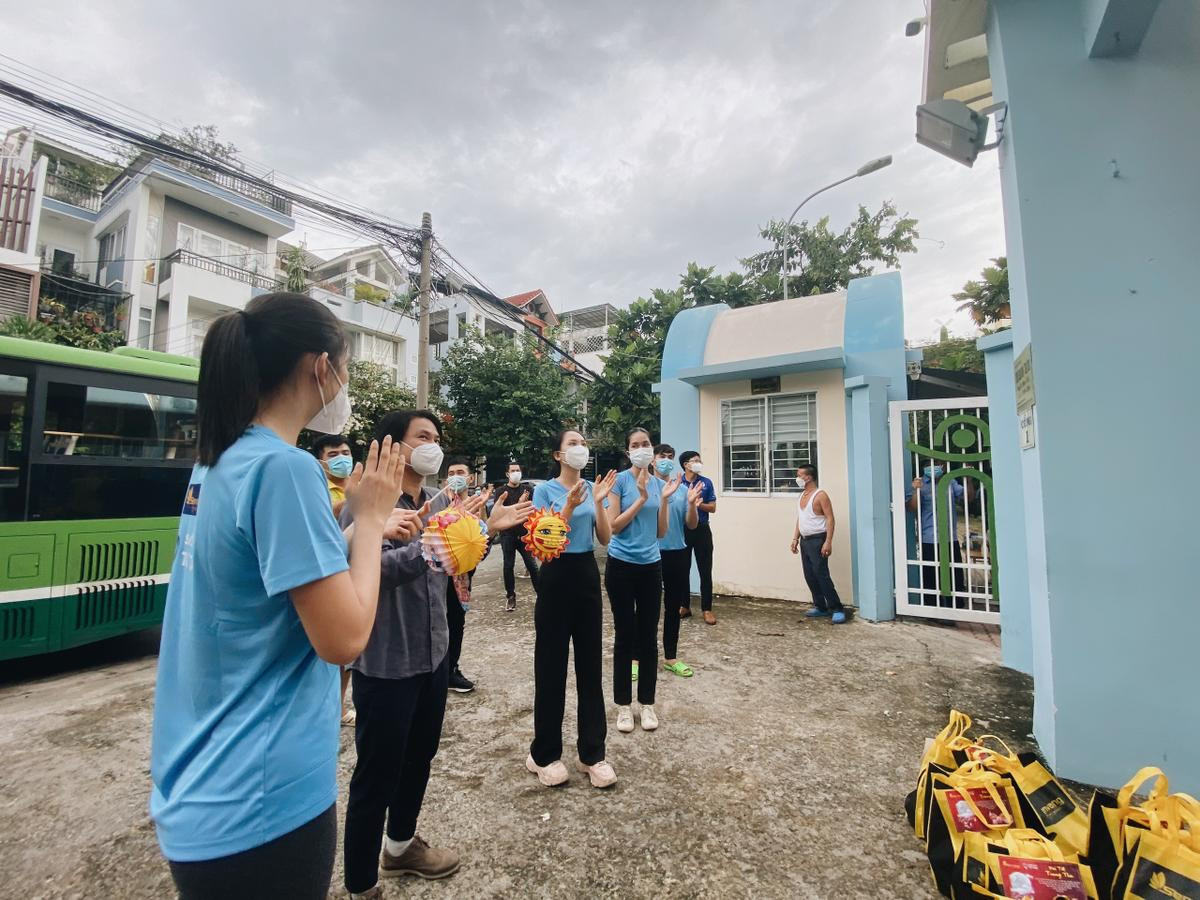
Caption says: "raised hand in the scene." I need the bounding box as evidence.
[384,507,423,541]
[635,466,650,498]
[461,488,489,518]
[348,437,406,527]
[662,472,684,498]
[562,479,588,517]
[593,470,617,505]
[687,483,703,507]
[489,498,534,533]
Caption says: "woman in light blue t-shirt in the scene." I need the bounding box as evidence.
[150,292,410,900]
[604,427,683,735]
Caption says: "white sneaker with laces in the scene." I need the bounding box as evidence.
[576,758,617,788]
[640,704,659,731]
[616,705,635,733]
[525,753,570,786]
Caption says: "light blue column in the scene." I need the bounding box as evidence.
[844,375,894,620]
[978,331,1032,675]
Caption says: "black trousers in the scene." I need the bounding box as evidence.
[501,530,540,599]
[920,541,966,604]
[799,532,844,613]
[168,804,337,900]
[683,521,714,612]
[660,548,689,660]
[531,552,606,766]
[605,556,662,706]
[445,571,473,672]
[344,660,449,894]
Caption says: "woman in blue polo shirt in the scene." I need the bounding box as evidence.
[150,292,409,899]
[605,427,682,734]
[526,429,619,790]
[653,443,701,679]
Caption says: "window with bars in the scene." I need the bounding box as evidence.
[720,392,818,494]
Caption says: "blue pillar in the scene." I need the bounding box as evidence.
[978,331,1032,675]
[844,375,894,620]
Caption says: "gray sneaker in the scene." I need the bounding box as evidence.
[380,835,460,880]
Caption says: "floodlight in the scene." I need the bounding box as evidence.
[915,99,988,167]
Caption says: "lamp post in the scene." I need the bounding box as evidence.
[780,155,893,303]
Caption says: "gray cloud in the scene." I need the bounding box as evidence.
[5,0,1006,340]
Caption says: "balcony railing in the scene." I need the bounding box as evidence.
[163,249,283,292]
[44,172,103,212]
[39,270,130,332]
[203,168,292,216]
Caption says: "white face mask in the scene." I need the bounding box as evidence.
[508,470,522,484]
[562,445,590,471]
[629,447,654,469]
[404,440,444,477]
[795,476,807,489]
[688,462,704,475]
[306,361,351,435]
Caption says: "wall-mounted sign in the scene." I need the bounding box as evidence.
[751,376,780,395]
[1014,345,1036,413]
[1019,409,1036,449]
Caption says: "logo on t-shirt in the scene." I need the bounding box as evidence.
[182,483,201,516]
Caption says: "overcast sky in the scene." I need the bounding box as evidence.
[4,0,1006,341]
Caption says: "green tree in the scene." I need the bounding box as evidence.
[283,246,310,294]
[0,316,56,343]
[917,336,985,374]
[343,360,416,457]
[434,329,576,472]
[954,256,1010,327]
[741,201,919,301]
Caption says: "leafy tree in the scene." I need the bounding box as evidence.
[0,316,56,343]
[343,360,416,457]
[741,201,918,301]
[954,256,1010,327]
[917,336,985,374]
[283,246,311,294]
[434,329,576,473]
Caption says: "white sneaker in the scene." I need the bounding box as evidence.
[640,704,659,731]
[576,758,618,788]
[525,754,569,786]
[616,705,635,733]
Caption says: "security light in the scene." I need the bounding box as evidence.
[915,99,989,167]
[905,16,926,37]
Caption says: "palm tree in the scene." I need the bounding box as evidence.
[954,257,1010,327]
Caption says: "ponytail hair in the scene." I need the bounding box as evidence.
[196,291,347,466]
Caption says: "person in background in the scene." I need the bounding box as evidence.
[312,433,354,519]
[443,457,485,694]
[905,463,976,603]
[150,292,411,900]
[340,412,530,899]
[311,433,358,726]
[678,450,717,624]
[605,428,681,734]
[494,460,539,612]
[653,444,698,679]
[526,430,618,789]
[790,464,849,624]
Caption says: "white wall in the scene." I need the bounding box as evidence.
[698,369,852,604]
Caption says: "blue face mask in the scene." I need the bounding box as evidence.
[655,459,675,476]
[327,454,353,479]
[924,465,944,479]
[447,474,469,494]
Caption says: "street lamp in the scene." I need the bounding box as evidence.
[780,155,893,303]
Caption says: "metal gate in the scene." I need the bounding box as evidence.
[889,397,998,623]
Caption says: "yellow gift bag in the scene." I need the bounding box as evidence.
[908,710,978,840]
[957,828,1100,899]
[1110,788,1200,898]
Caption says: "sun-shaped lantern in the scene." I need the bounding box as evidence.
[521,507,571,563]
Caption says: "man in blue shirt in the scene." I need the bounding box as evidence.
[678,450,717,624]
[905,465,976,603]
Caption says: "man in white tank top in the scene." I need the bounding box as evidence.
[789,465,848,623]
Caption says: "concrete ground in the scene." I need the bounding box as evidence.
[0,551,1037,900]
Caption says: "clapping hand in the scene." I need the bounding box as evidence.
[460,485,493,519]
[488,496,534,532]
[686,483,704,508]
[635,466,650,498]
[345,438,406,528]
[562,479,588,517]
[384,507,423,542]
[593,470,617,505]
[662,472,684,498]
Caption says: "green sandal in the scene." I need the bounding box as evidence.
[632,661,639,682]
[662,661,694,678]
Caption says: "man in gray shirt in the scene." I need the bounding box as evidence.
[341,409,531,900]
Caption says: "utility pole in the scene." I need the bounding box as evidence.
[416,211,432,408]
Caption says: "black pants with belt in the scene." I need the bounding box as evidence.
[660,548,690,660]
[444,570,474,673]
[344,659,449,894]
[501,530,540,600]
[799,532,844,613]
[605,556,663,706]
[683,521,714,612]
[531,551,606,766]
[169,804,337,900]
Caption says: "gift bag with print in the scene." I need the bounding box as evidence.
[957,829,1099,899]
[909,710,978,839]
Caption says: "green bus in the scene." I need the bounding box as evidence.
[0,336,199,661]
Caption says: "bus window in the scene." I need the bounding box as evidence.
[0,373,28,521]
[42,383,197,461]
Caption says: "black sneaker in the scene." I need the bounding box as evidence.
[505,595,517,612]
[448,667,475,693]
